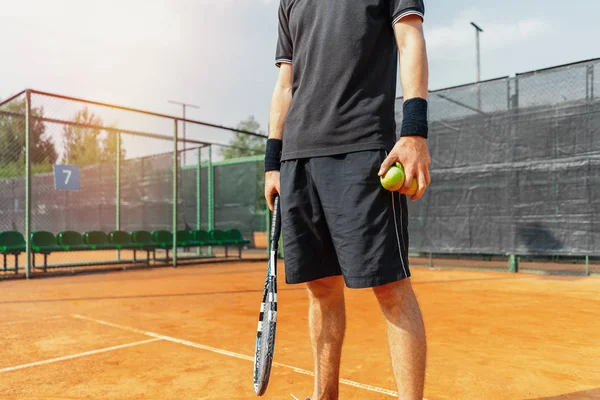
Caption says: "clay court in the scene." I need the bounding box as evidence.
[1,259,598,400]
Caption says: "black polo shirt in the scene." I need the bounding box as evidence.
[275,0,425,161]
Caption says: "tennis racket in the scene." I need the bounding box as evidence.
[253,195,281,396]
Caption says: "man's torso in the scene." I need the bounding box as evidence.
[278,0,402,161]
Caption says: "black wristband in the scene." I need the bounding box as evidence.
[400,97,428,139]
[264,138,283,172]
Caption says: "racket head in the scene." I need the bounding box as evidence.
[253,195,281,396]
[253,274,277,395]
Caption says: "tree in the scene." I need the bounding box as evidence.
[220,116,267,159]
[219,116,269,213]
[0,100,57,165]
[62,107,125,166]
[101,125,126,163]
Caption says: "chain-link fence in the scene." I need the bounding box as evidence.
[1,57,599,278]
[0,90,268,278]
[0,93,27,276]
[398,58,600,274]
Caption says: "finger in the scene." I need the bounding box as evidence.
[398,181,410,195]
[402,168,416,192]
[265,188,275,211]
[424,167,431,186]
[411,170,428,201]
[378,154,396,176]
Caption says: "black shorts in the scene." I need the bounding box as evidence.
[280,150,410,289]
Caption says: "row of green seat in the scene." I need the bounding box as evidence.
[0,229,251,273]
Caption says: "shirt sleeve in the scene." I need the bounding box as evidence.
[275,1,293,67]
[390,0,425,26]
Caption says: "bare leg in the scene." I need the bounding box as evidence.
[306,275,346,400]
[373,279,426,400]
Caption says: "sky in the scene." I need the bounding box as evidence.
[1,0,599,138]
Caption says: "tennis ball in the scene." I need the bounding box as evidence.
[380,162,419,195]
[403,178,419,196]
[380,162,405,191]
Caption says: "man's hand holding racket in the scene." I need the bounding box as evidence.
[265,171,281,211]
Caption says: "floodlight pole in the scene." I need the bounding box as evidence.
[471,22,484,110]
[471,22,483,82]
[168,100,200,165]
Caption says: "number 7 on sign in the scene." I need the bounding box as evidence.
[63,169,72,185]
[53,165,81,190]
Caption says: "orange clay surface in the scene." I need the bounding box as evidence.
[1,260,599,400]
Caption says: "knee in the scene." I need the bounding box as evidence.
[372,278,414,306]
[306,276,344,300]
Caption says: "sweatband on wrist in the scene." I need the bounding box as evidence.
[264,138,283,172]
[400,97,428,139]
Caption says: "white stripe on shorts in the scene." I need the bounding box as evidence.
[390,191,409,278]
[384,150,408,278]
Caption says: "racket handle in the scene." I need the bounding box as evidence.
[270,195,281,245]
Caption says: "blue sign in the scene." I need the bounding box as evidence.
[53,165,81,190]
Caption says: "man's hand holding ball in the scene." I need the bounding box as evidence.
[378,136,431,201]
[380,162,418,196]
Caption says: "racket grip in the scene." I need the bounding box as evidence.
[270,195,281,245]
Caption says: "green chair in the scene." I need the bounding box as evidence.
[209,230,227,245]
[30,231,62,272]
[223,229,251,258]
[108,231,137,250]
[83,231,116,250]
[209,230,231,257]
[57,231,90,251]
[152,230,173,261]
[176,230,199,247]
[131,230,156,264]
[193,230,214,245]
[224,229,250,245]
[131,230,154,246]
[0,231,26,274]
[152,230,173,247]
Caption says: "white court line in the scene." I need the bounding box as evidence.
[290,394,300,400]
[71,314,422,398]
[281,363,399,397]
[0,338,161,373]
[0,315,64,326]
[72,314,255,362]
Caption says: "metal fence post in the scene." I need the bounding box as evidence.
[508,254,519,273]
[172,120,178,267]
[592,64,595,100]
[116,131,121,262]
[585,255,590,276]
[585,64,594,102]
[510,75,520,257]
[141,157,146,229]
[24,90,32,279]
[507,78,511,109]
[587,64,594,101]
[196,146,202,256]
[513,75,520,109]
[208,145,214,256]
